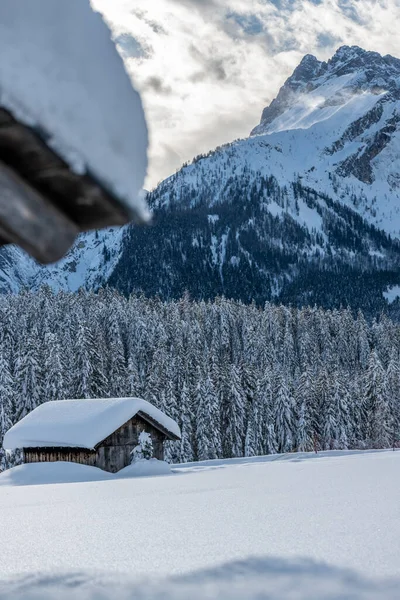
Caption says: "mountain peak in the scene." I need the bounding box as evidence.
[332,45,366,59]
[328,44,400,75]
[251,46,400,136]
[290,53,323,85]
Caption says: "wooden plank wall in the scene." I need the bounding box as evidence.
[23,415,167,473]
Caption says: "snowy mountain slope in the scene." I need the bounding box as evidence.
[0,451,400,599]
[0,227,126,293]
[105,46,400,315]
[155,46,400,236]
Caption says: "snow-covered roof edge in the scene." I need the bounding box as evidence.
[3,398,181,450]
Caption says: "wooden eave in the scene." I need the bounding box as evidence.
[0,107,133,263]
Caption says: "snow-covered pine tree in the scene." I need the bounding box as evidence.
[127,355,141,398]
[0,350,13,471]
[163,368,180,463]
[14,325,42,420]
[322,382,337,450]
[274,371,294,453]
[178,382,194,463]
[386,350,400,448]
[295,368,315,452]
[363,350,390,448]
[43,332,64,403]
[145,346,167,409]
[257,372,277,455]
[196,372,222,461]
[131,431,154,462]
[244,395,261,457]
[105,303,127,397]
[72,321,94,399]
[223,364,245,458]
[314,367,331,450]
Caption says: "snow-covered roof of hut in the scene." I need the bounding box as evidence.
[3,398,181,450]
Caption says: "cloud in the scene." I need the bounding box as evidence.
[91,0,400,189]
[143,76,173,95]
[114,33,148,59]
[189,44,227,82]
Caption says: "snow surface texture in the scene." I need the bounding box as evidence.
[0,0,148,219]
[0,462,112,486]
[3,398,181,450]
[0,451,400,599]
[116,458,171,478]
[0,460,171,486]
[1,559,399,600]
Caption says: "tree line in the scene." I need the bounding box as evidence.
[0,288,399,469]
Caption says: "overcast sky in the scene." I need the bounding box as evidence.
[92,0,400,189]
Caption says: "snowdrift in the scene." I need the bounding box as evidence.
[116,458,171,479]
[1,557,398,599]
[0,462,111,487]
[0,459,171,487]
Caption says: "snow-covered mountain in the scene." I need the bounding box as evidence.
[0,227,126,293]
[153,45,400,235]
[106,46,400,315]
[3,46,400,315]
[251,45,400,234]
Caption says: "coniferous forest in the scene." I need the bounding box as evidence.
[1,288,400,469]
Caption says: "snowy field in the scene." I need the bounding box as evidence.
[1,450,400,599]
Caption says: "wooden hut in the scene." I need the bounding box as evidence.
[3,398,181,473]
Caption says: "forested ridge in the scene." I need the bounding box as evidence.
[0,288,399,469]
[109,175,400,318]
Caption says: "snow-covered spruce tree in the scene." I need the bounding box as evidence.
[43,332,65,403]
[72,320,108,399]
[0,351,13,470]
[242,362,262,457]
[257,373,277,455]
[314,367,331,450]
[223,364,245,458]
[332,376,350,450]
[244,396,261,457]
[178,382,194,463]
[105,303,127,397]
[274,372,294,454]
[131,431,153,462]
[127,355,141,398]
[196,372,222,461]
[363,350,390,448]
[322,384,338,451]
[145,346,167,409]
[347,375,364,449]
[163,372,180,464]
[90,324,109,398]
[386,350,400,448]
[14,325,42,420]
[295,368,315,452]
[72,321,94,399]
